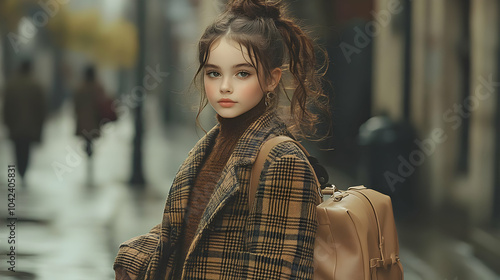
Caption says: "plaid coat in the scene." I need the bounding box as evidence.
[114,111,320,279]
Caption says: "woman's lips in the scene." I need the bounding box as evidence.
[218,99,236,108]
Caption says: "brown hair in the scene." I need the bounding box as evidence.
[194,0,330,139]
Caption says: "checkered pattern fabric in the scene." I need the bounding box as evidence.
[114,111,319,279]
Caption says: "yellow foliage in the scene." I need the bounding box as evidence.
[1,2,139,69]
[46,5,71,46]
[94,19,138,68]
[46,9,138,69]
[64,9,102,51]
[0,0,25,31]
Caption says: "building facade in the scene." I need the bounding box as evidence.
[373,0,500,270]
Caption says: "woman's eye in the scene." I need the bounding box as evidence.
[237,71,250,78]
[206,71,220,78]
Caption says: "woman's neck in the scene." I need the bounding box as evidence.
[216,98,266,139]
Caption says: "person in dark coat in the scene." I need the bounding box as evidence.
[74,65,106,157]
[2,60,46,181]
[74,65,107,187]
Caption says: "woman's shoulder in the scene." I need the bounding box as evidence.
[263,135,309,163]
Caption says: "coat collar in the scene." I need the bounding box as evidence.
[165,110,291,255]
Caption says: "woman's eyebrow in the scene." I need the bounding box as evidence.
[233,63,254,69]
[204,64,220,69]
[204,63,254,69]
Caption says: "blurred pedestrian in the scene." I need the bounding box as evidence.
[2,59,46,183]
[74,65,107,186]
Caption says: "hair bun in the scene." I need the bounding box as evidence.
[229,0,282,20]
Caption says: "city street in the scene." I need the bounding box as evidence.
[1,98,499,279]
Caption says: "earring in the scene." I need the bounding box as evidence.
[265,92,275,107]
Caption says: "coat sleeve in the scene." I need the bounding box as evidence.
[113,224,161,280]
[247,142,319,279]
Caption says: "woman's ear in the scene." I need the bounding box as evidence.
[267,68,282,92]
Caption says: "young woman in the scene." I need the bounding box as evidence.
[114,0,329,279]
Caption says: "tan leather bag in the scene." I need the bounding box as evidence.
[250,136,404,280]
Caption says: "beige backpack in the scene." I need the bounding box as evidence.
[249,136,404,280]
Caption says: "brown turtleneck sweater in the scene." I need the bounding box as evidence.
[177,99,266,270]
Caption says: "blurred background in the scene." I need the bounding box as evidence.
[0,0,499,279]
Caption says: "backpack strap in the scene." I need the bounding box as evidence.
[248,136,314,209]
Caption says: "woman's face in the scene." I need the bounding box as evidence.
[203,37,266,118]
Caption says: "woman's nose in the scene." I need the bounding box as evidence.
[220,77,232,93]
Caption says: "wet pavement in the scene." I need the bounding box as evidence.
[1,98,499,279]
[0,98,197,280]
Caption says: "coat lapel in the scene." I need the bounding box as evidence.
[186,111,290,256]
[166,125,220,243]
